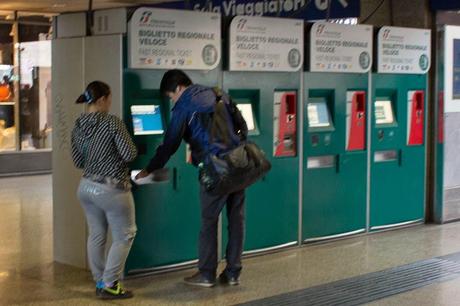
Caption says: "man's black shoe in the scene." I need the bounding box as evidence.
[219,272,240,286]
[184,272,216,288]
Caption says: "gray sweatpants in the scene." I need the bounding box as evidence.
[77,178,137,284]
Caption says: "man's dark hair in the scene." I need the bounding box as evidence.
[160,69,192,96]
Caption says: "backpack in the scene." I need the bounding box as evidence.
[198,89,271,195]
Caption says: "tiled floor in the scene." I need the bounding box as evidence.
[2,174,460,305]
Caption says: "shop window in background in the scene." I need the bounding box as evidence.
[0,64,15,151]
[0,20,16,152]
[18,13,52,150]
[19,41,51,150]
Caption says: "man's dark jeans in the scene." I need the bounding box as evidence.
[198,185,245,280]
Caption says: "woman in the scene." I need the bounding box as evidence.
[71,81,137,299]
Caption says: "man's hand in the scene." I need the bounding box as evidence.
[135,169,150,180]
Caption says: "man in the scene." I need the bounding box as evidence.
[136,69,248,287]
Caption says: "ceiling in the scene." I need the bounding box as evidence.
[0,0,173,14]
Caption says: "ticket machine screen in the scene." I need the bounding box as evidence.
[236,103,256,131]
[374,100,395,125]
[308,102,332,128]
[131,105,164,135]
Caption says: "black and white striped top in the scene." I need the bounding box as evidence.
[71,112,137,190]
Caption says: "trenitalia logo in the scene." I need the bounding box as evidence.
[140,11,152,24]
[237,18,247,30]
[383,29,390,39]
[316,24,325,35]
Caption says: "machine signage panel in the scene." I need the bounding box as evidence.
[310,22,372,73]
[129,7,221,70]
[229,15,304,72]
[377,26,431,74]
[131,105,164,135]
[374,100,394,125]
[273,91,297,157]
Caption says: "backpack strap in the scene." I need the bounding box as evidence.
[211,87,248,142]
[212,87,224,102]
[209,88,232,147]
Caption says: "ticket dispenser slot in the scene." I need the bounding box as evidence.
[407,90,424,146]
[374,150,399,163]
[274,90,297,157]
[346,91,366,151]
[307,155,335,169]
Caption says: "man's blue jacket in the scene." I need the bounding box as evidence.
[146,84,248,173]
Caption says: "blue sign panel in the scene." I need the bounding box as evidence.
[453,39,460,100]
[430,0,460,11]
[152,0,359,20]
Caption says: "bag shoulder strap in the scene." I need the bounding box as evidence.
[211,87,248,142]
[209,88,232,147]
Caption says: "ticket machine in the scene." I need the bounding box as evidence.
[302,22,371,241]
[221,83,300,253]
[370,76,426,229]
[369,26,429,230]
[123,70,223,274]
[302,76,368,241]
[123,7,222,274]
[222,15,303,253]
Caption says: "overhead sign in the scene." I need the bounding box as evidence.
[430,0,460,10]
[152,0,360,20]
[310,22,373,73]
[377,26,431,74]
[129,7,221,70]
[229,16,303,71]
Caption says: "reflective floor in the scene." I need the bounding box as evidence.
[2,174,460,305]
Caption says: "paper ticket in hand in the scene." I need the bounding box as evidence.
[131,170,154,185]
